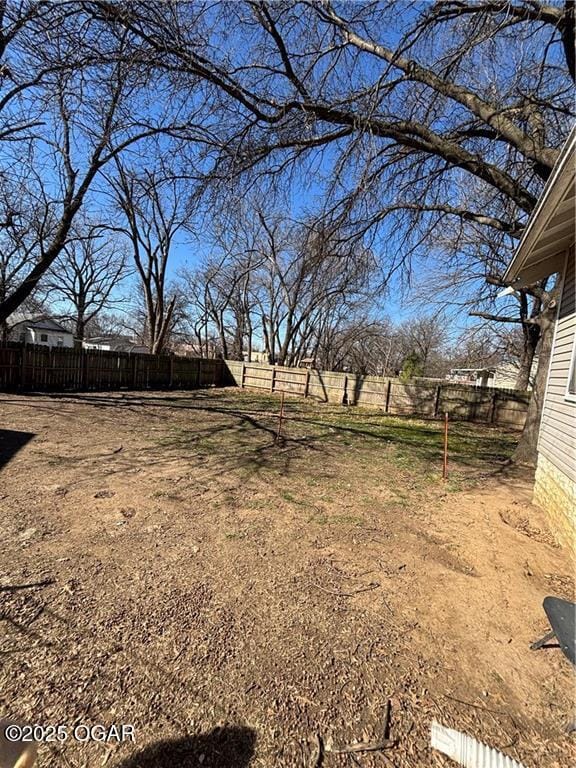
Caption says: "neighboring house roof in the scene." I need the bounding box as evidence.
[504,126,576,286]
[449,368,495,373]
[449,368,503,378]
[9,314,72,334]
[84,336,120,343]
[83,336,148,353]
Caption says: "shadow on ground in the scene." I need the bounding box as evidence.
[0,429,35,471]
[41,390,516,469]
[114,727,256,768]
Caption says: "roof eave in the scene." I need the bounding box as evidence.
[504,126,576,287]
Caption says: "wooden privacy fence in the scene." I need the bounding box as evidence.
[0,344,530,428]
[224,360,530,428]
[0,343,225,392]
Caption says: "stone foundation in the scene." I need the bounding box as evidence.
[534,453,576,549]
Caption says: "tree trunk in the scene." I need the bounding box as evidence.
[246,316,253,363]
[151,296,176,355]
[512,308,556,465]
[75,310,86,342]
[261,314,272,363]
[216,315,228,359]
[277,317,293,366]
[515,321,540,390]
[230,311,244,360]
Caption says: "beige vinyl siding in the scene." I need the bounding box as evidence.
[538,246,576,483]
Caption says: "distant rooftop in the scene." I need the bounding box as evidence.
[9,313,71,334]
[83,335,148,353]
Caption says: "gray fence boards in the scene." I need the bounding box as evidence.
[0,343,225,393]
[0,345,529,428]
[224,360,530,428]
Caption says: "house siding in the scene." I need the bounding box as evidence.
[535,245,576,545]
[9,323,74,348]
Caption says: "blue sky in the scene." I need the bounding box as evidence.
[4,0,558,344]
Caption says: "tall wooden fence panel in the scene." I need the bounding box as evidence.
[224,360,530,428]
[0,343,225,393]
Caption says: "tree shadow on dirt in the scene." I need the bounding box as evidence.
[114,726,256,768]
[0,579,65,657]
[36,391,336,481]
[0,428,35,471]
[36,390,515,470]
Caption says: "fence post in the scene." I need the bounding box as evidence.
[240,362,246,388]
[342,374,348,405]
[304,368,310,398]
[270,366,276,393]
[434,385,441,417]
[385,379,392,413]
[489,390,498,424]
[20,346,26,389]
[82,350,88,390]
[132,354,138,390]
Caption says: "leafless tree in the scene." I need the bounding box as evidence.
[83,310,132,340]
[0,175,48,334]
[181,202,378,365]
[101,0,573,461]
[393,315,450,378]
[0,1,208,324]
[412,207,549,389]
[312,317,395,375]
[42,220,128,340]
[253,217,378,366]
[106,160,192,354]
[447,326,523,371]
[182,253,260,361]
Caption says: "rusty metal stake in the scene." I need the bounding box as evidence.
[442,411,449,481]
[276,390,285,442]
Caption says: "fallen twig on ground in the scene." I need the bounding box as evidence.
[382,699,391,740]
[310,582,381,598]
[0,578,55,592]
[309,731,323,768]
[329,700,396,757]
[329,739,396,754]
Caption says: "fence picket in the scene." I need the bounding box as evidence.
[226,360,530,428]
[0,344,530,429]
[0,343,225,395]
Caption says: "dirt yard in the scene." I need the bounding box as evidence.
[0,389,574,768]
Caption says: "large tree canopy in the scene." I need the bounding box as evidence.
[91,1,573,348]
[93,0,572,461]
[0,0,212,322]
[1,0,574,461]
[96,1,572,198]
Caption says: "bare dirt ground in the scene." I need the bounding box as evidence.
[0,389,574,768]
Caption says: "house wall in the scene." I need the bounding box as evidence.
[28,328,74,348]
[493,364,531,390]
[9,324,74,348]
[83,342,113,351]
[534,245,576,546]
